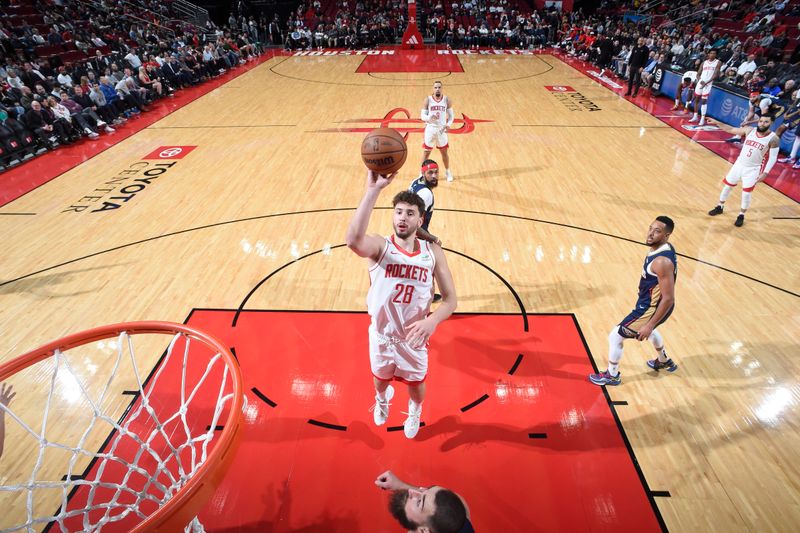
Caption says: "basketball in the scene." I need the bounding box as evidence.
[361,128,407,174]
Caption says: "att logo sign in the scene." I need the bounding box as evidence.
[719,97,747,122]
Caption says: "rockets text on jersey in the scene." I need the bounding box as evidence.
[699,59,719,83]
[367,236,436,339]
[738,129,776,168]
[426,95,448,127]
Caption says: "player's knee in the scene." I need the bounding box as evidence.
[608,327,625,347]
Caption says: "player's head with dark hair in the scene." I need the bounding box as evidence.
[433,81,442,97]
[648,216,674,246]
[756,113,774,133]
[389,487,468,533]
[656,216,674,233]
[421,159,439,188]
[392,191,426,238]
[707,48,717,58]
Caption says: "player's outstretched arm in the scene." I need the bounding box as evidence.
[636,257,675,341]
[405,244,457,348]
[346,170,396,260]
[416,227,441,245]
[709,119,750,137]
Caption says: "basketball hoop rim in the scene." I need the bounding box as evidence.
[0,321,245,532]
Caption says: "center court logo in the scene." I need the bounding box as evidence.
[317,108,492,137]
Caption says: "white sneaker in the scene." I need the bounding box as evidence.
[698,117,705,126]
[689,115,698,123]
[371,385,394,426]
[446,169,453,182]
[105,126,115,133]
[403,400,422,439]
[97,121,107,128]
[87,130,99,138]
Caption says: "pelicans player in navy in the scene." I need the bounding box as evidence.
[346,170,457,438]
[410,159,443,301]
[708,114,780,227]
[590,216,678,386]
[421,81,455,182]
[409,159,441,245]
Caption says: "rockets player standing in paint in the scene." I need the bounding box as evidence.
[421,81,455,182]
[707,115,780,227]
[346,170,457,439]
[689,49,721,126]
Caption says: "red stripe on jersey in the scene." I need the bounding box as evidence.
[723,178,736,186]
[391,235,421,257]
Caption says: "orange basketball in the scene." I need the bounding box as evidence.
[361,128,407,174]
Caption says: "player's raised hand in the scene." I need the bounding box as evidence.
[367,170,397,190]
[406,317,437,349]
[375,470,402,490]
[0,383,15,407]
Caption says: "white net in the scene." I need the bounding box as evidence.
[0,329,241,533]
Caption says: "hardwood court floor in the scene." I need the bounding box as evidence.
[0,51,799,531]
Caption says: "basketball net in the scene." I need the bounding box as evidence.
[0,325,243,532]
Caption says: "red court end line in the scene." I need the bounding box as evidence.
[0,50,286,209]
[550,50,800,204]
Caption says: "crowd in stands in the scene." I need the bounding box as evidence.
[561,0,800,105]
[1,0,262,170]
[280,0,407,50]
[6,0,800,170]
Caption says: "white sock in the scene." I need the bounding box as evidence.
[791,137,800,159]
[741,191,752,212]
[409,400,422,413]
[650,330,668,362]
[719,184,733,204]
[701,103,707,117]
[607,328,624,376]
[377,388,387,400]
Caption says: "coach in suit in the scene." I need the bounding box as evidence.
[626,36,650,97]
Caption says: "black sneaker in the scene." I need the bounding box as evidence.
[734,214,745,227]
[647,358,678,372]
[708,205,724,216]
[433,293,442,303]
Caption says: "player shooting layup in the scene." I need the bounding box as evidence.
[421,81,455,182]
[346,170,457,439]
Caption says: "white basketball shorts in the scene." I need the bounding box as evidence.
[423,124,449,150]
[724,161,760,191]
[369,325,428,384]
[694,81,712,98]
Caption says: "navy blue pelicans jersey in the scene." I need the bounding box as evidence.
[618,242,677,338]
[409,176,434,230]
[635,243,677,311]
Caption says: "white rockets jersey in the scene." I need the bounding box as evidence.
[367,236,435,338]
[426,95,449,127]
[698,59,719,83]
[738,129,776,168]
